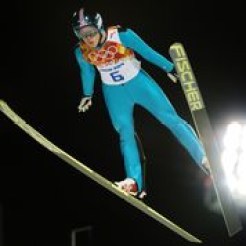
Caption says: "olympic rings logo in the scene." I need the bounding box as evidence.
[88,45,118,63]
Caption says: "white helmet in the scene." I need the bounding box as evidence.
[72,8,103,39]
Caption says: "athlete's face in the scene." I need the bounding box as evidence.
[79,26,100,48]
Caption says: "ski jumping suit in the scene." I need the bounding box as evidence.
[74,26,206,191]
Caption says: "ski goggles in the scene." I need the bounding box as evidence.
[79,27,99,39]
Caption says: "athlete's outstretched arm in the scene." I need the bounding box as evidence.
[74,47,96,97]
[119,28,174,73]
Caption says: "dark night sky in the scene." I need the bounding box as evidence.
[0,1,246,246]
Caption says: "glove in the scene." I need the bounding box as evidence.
[78,96,92,113]
[167,70,178,83]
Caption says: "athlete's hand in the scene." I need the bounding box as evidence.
[167,71,178,83]
[78,96,92,113]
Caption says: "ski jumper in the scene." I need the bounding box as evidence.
[74,26,206,191]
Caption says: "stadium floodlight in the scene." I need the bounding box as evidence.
[221,122,246,201]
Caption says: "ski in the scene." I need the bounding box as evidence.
[0,99,202,243]
[169,43,243,237]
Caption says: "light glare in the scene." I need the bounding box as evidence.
[222,122,246,200]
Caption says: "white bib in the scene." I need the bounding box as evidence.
[96,28,141,85]
[98,58,141,85]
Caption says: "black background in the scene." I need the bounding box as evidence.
[0,0,246,245]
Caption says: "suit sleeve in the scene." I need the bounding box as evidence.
[119,28,174,73]
[74,47,96,96]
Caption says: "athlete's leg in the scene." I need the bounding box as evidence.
[102,84,143,191]
[130,71,205,166]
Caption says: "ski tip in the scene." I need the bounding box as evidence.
[169,42,184,50]
[0,99,6,107]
